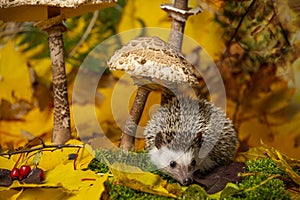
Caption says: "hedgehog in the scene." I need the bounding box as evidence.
[144,96,238,185]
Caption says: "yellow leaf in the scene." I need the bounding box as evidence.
[12,188,72,200]
[36,139,93,171]
[236,146,268,162]
[0,154,16,169]
[0,189,22,199]
[237,144,300,186]
[262,144,300,186]
[0,106,53,149]
[45,162,106,190]
[70,173,108,200]
[8,189,23,200]
[0,139,92,171]
[1,163,107,198]
[0,40,32,103]
[109,162,181,198]
[0,141,107,199]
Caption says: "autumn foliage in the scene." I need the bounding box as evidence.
[1,0,300,199]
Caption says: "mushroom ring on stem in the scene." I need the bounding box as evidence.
[108,36,201,150]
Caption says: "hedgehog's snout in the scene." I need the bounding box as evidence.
[182,177,193,186]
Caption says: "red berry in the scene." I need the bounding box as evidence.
[10,168,20,180]
[19,165,31,177]
[19,175,24,181]
[39,169,44,180]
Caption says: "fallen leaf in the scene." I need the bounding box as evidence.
[36,139,92,171]
[263,145,300,186]
[108,162,182,198]
[43,163,108,200]
[71,173,108,200]
[0,155,15,169]
[206,182,241,200]
[22,167,43,184]
[0,169,12,187]
[0,140,108,199]
[11,188,71,200]
[0,189,22,199]
[237,144,300,186]
[236,146,268,162]
[194,162,246,194]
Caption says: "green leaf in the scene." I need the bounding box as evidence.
[32,151,42,166]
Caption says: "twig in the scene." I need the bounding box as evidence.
[230,0,256,43]
[232,100,240,128]
[241,174,282,193]
[270,0,292,47]
[13,154,23,168]
[287,187,300,194]
[73,147,81,170]
[223,0,257,59]
[68,10,99,57]
[0,144,83,157]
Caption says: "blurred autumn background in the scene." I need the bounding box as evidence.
[1,0,300,160]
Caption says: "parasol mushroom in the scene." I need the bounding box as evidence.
[0,0,116,144]
[108,36,200,150]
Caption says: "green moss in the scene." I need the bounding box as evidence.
[89,151,292,200]
[227,158,290,200]
[231,175,289,200]
[88,158,109,173]
[246,158,287,176]
[93,149,156,172]
[106,181,175,200]
[181,184,210,200]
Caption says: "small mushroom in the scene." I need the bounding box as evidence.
[108,36,200,150]
[161,0,202,51]
[0,0,116,144]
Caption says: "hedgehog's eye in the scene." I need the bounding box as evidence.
[191,159,196,166]
[170,161,177,168]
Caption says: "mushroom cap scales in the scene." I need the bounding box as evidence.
[0,0,115,8]
[108,36,200,85]
[0,0,116,21]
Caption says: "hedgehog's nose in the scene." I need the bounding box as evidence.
[182,177,192,186]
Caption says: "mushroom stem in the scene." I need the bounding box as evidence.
[161,85,177,105]
[46,23,71,144]
[169,0,188,51]
[161,0,189,104]
[121,86,151,150]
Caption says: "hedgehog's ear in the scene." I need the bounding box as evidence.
[155,132,166,149]
[194,131,202,147]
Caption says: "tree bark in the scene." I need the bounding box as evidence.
[46,24,71,144]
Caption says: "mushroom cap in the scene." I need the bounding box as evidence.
[108,36,199,85]
[0,0,116,22]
